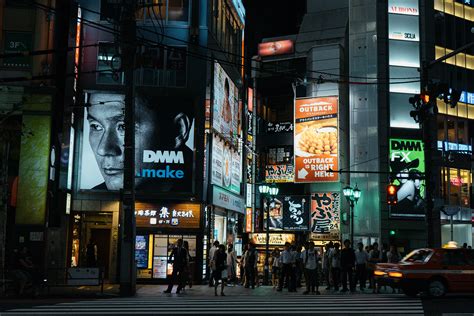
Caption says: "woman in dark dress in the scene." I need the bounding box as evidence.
[213,244,227,296]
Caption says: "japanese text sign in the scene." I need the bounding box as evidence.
[311,192,340,241]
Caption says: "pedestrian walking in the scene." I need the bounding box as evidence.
[208,240,219,287]
[340,239,356,292]
[227,244,237,286]
[164,239,189,294]
[271,247,281,289]
[368,242,381,293]
[277,242,296,292]
[323,242,333,290]
[183,240,193,289]
[213,244,228,296]
[240,244,248,286]
[302,241,320,295]
[329,242,341,291]
[244,243,258,289]
[355,242,369,291]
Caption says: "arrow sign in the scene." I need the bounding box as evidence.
[298,168,308,179]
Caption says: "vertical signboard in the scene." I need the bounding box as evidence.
[294,97,339,183]
[310,192,341,241]
[211,134,242,195]
[389,138,425,218]
[264,196,309,231]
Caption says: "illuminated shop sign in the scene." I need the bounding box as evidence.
[388,14,419,42]
[135,202,200,229]
[267,122,293,133]
[249,233,295,246]
[389,138,425,218]
[265,164,294,183]
[294,97,339,183]
[264,195,310,231]
[437,141,472,152]
[212,185,244,213]
[258,40,294,57]
[311,192,340,241]
[388,0,419,15]
[459,91,474,105]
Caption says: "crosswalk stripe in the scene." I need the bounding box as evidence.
[3,295,424,315]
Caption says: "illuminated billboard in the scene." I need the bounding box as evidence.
[311,192,341,241]
[389,138,425,218]
[79,93,195,193]
[264,195,309,231]
[213,62,240,140]
[211,134,242,195]
[258,40,294,57]
[294,97,339,183]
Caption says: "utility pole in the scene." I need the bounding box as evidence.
[119,0,137,297]
[420,41,474,248]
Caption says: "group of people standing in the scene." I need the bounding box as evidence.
[322,240,401,293]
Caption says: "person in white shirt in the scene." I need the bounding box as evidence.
[355,242,369,290]
[329,242,341,291]
[302,241,320,295]
[271,248,281,289]
[277,242,296,292]
[208,240,219,287]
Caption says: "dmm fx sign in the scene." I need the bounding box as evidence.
[212,185,244,214]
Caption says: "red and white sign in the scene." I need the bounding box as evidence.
[388,0,419,15]
[258,40,294,57]
[294,97,339,183]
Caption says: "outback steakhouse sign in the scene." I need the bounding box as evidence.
[294,97,339,183]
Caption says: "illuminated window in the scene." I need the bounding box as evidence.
[435,45,474,70]
[435,0,474,21]
[134,0,189,23]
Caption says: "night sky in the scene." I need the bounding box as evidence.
[243,0,306,58]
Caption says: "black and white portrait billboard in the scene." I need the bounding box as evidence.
[79,93,195,193]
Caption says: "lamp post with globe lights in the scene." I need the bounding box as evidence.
[343,185,361,246]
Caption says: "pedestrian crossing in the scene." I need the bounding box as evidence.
[3,294,424,315]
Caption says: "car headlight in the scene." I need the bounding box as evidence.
[374,270,386,276]
[388,271,403,278]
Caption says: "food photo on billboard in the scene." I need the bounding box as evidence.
[294,97,339,183]
[79,92,195,193]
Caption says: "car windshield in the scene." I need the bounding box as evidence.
[401,249,433,263]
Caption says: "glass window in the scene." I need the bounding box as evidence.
[168,0,189,21]
[389,66,420,94]
[442,250,467,265]
[401,249,433,263]
[460,169,470,206]
[390,92,420,129]
[389,40,420,67]
[447,119,456,142]
[466,250,474,265]
[437,118,445,140]
[97,43,123,85]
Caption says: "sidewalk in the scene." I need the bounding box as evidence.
[1,283,401,299]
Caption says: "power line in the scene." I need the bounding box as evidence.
[77,2,421,82]
[17,1,422,86]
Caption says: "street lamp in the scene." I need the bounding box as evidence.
[343,184,361,246]
[258,183,279,286]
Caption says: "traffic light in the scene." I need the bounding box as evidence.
[387,184,397,205]
[409,91,438,123]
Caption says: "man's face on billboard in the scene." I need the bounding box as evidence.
[87,94,125,190]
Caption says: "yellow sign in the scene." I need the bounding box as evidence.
[249,233,295,246]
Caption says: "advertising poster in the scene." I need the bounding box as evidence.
[389,138,425,218]
[135,235,148,269]
[211,134,242,195]
[79,93,195,193]
[311,192,341,241]
[264,195,309,231]
[294,97,339,183]
[265,165,294,183]
[15,112,51,225]
[213,62,240,139]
